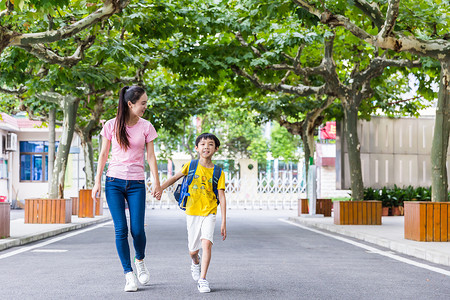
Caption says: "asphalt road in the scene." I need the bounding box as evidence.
[0,209,449,299]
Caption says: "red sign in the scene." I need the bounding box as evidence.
[321,121,336,140]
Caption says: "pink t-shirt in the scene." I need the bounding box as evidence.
[101,118,158,180]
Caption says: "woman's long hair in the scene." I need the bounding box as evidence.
[115,85,146,150]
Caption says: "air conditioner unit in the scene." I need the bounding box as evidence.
[6,133,17,152]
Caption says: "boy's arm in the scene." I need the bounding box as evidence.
[218,189,227,241]
[161,171,185,190]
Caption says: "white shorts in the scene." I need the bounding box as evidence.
[186,214,216,252]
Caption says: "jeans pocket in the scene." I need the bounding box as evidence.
[136,180,145,185]
[106,177,115,183]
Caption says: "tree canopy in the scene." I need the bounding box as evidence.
[0,0,446,200]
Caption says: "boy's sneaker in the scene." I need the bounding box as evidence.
[124,272,138,292]
[134,258,150,285]
[191,256,201,281]
[197,278,211,293]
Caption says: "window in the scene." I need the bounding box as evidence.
[20,141,58,182]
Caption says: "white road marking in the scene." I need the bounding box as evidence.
[0,221,113,260]
[280,218,450,277]
[31,249,68,253]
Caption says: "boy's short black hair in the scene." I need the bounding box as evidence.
[195,133,220,148]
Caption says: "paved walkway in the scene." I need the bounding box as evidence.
[2,208,450,268]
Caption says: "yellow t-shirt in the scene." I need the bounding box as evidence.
[181,161,225,216]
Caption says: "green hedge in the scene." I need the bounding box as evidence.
[363,185,432,207]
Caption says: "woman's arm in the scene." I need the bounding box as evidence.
[91,137,111,199]
[146,141,162,199]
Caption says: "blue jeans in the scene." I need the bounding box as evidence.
[105,176,146,274]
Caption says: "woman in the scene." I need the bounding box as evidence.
[92,85,162,292]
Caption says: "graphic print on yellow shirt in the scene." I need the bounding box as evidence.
[181,161,225,216]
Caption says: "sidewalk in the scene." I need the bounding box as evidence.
[0,209,111,251]
[289,215,450,267]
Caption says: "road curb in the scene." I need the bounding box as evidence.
[0,216,112,252]
[288,217,450,267]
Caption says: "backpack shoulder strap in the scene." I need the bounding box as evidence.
[186,160,198,186]
[212,165,222,203]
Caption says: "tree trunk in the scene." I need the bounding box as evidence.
[306,122,316,165]
[431,59,450,202]
[343,103,364,200]
[300,131,311,180]
[301,118,317,176]
[280,114,323,192]
[47,108,55,195]
[79,131,95,189]
[49,96,80,199]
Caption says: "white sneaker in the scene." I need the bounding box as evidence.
[134,258,150,285]
[124,272,138,292]
[197,278,211,293]
[191,256,201,281]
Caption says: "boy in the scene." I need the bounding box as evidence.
[161,133,227,293]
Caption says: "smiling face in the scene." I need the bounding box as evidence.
[195,138,218,159]
[128,93,148,118]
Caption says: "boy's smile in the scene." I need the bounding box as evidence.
[195,138,217,160]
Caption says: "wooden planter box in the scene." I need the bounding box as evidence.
[333,200,382,225]
[25,199,72,224]
[71,197,79,215]
[404,201,450,242]
[78,189,95,218]
[0,202,10,238]
[298,199,332,217]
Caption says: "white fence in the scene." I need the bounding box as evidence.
[145,175,305,210]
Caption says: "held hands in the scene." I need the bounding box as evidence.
[152,184,162,201]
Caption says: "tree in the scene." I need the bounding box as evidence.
[160,0,425,199]
[293,0,449,201]
[36,92,79,198]
[0,30,108,198]
[1,0,180,195]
